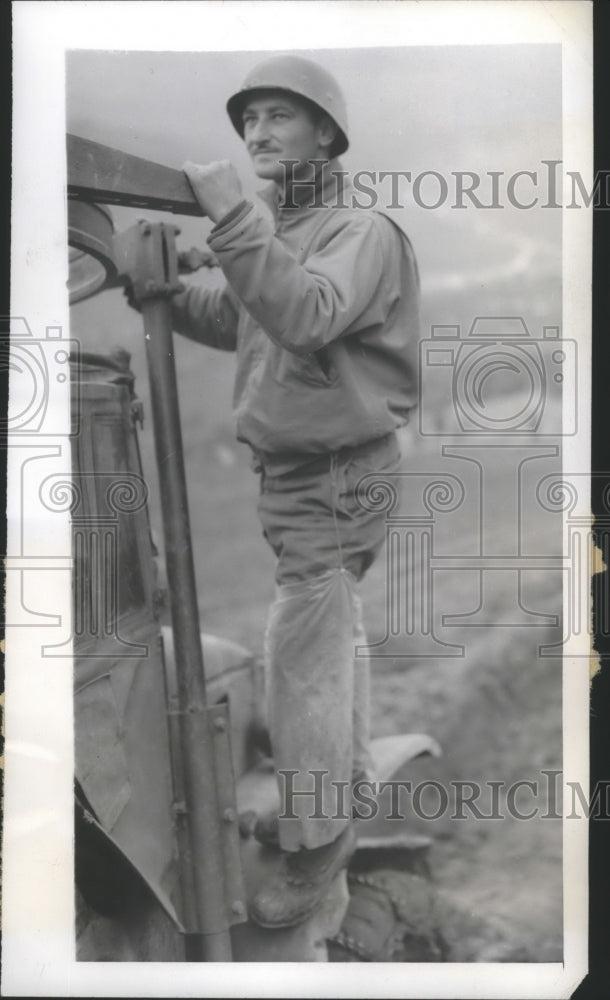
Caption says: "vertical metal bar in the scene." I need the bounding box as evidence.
[140,292,232,962]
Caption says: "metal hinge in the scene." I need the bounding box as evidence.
[131,398,144,429]
[152,586,167,619]
[208,703,248,927]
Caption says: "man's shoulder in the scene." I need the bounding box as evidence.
[315,201,413,254]
[311,200,390,234]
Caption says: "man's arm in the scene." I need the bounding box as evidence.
[207,203,393,355]
[181,159,409,356]
[170,282,240,352]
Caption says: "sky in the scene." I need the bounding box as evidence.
[66,44,562,296]
[65,45,561,174]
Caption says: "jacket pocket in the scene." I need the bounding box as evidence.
[273,346,338,388]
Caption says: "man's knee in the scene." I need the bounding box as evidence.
[272,566,356,604]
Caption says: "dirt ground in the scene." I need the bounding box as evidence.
[368,623,563,962]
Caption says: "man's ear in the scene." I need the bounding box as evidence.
[317,114,338,152]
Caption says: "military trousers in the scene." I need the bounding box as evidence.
[256,432,401,851]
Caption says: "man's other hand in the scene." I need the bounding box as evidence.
[123,282,141,313]
[122,280,185,313]
[182,160,243,224]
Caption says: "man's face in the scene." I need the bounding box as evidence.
[241,90,332,183]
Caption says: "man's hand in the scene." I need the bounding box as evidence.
[182,160,243,225]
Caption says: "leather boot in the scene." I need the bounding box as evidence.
[249,824,356,928]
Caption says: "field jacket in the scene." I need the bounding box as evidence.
[170,160,420,471]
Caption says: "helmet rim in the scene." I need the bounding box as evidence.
[226,56,349,159]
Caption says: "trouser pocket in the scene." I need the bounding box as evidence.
[334,435,401,520]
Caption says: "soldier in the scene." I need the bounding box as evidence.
[172,54,420,928]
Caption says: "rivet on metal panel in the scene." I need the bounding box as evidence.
[213,716,227,732]
[223,808,236,823]
[231,901,246,917]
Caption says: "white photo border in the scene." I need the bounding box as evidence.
[5,1,592,996]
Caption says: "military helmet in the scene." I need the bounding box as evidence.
[227,54,349,158]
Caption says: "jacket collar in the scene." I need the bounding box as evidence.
[257,158,348,218]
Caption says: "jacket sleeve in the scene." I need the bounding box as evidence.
[207,201,394,355]
[170,282,240,352]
